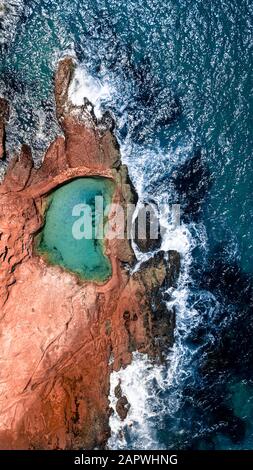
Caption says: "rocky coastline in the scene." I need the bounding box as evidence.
[0,58,180,449]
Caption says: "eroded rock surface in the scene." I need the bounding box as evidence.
[0,58,180,449]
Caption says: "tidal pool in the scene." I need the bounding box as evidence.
[36,177,115,282]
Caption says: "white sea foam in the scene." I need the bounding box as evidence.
[0,0,24,47]
[106,107,209,443]
[108,219,197,448]
[98,60,203,447]
[68,66,114,119]
[109,226,208,447]
[108,353,166,450]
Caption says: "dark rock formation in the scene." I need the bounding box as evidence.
[0,97,9,160]
[114,382,130,421]
[134,202,162,253]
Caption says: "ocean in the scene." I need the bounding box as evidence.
[1,0,252,450]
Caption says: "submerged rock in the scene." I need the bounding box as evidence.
[0,57,180,450]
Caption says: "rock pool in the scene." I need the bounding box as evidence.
[36,177,115,282]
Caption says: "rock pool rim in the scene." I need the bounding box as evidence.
[34,176,116,285]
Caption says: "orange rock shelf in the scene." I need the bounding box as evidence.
[0,58,179,449]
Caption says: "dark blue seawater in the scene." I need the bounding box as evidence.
[1,0,253,450]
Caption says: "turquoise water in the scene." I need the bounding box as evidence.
[1,0,253,450]
[37,178,114,282]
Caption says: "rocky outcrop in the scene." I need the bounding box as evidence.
[134,202,162,253]
[0,58,180,449]
[114,382,130,421]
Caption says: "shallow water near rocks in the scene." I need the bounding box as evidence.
[37,177,114,282]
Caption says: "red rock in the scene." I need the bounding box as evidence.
[0,58,179,449]
[2,144,33,192]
